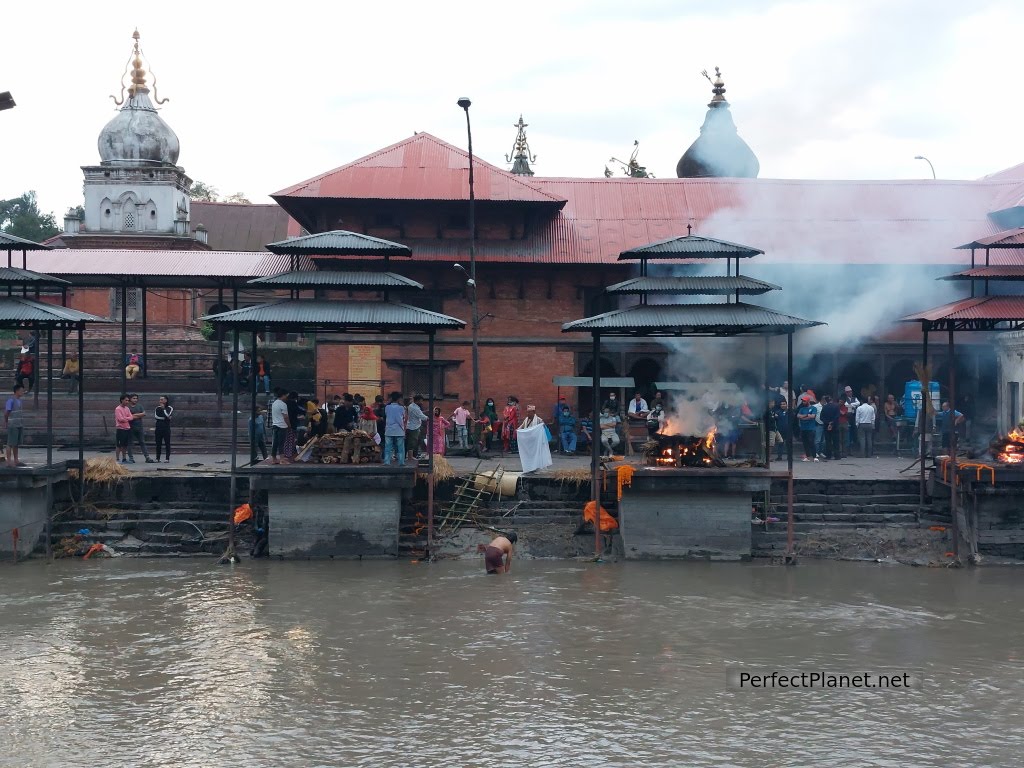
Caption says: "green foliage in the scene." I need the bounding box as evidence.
[188,181,220,202]
[0,191,59,242]
[199,321,216,340]
[223,192,251,204]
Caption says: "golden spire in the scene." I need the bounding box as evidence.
[111,29,168,107]
[701,67,727,106]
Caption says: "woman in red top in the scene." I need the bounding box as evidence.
[502,396,520,453]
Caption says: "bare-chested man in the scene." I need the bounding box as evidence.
[478,532,517,574]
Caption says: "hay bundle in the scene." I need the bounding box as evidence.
[552,468,591,485]
[68,457,130,485]
[432,454,455,482]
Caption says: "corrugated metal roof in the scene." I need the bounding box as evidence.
[954,227,1024,249]
[23,250,310,287]
[902,296,1024,323]
[190,201,294,252]
[272,133,566,209]
[618,234,763,259]
[0,232,51,251]
[0,297,109,324]
[562,302,822,335]
[0,267,70,286]
[248,270,423,289]
[604,276,779,295]
[266,230,413,256]
[940,266,1024,281]
[202,299,465,330]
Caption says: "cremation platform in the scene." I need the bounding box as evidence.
[618,467,787,561]
[240,464,416,559]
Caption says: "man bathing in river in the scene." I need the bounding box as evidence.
[478,532,517,574]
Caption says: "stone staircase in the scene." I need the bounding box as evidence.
[752,479,943,558]
[42,501,233,557]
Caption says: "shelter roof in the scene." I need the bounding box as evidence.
[940,266,1024,281]
[0,297,109,326]
[23,250,310,288]
[604,276,779,295]
[0,232,51,251]
[902,296,1024,325]
[271,132,567,208]
[247,271,423,290]
[954,227,1024,249]
[562,302,822,336]
[618,233,762,260]
[202,299,465,332]
[266,230,412,257]
[0,267,71,286]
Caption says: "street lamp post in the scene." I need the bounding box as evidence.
[457,97,481,416]
[914,155,936,179]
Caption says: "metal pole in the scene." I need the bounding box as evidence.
[228,330,240,554]
[920,324,929,511]
[120,284,127,394]
[216,286,224,411]
[77,325,85,511]
[250,331,258,465]
[948,328,959,559]
[46,327,53,467]
[141,288,148,378]
[427,331,436,559]
[764,335,770,468]
[60,288,67,362]
[461,100,480,415]
[786,332,794,560]
[591,332,601,558]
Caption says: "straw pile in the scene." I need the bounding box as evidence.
[417,454,456,483]
[552,468,591,485]
[67,456,130,485]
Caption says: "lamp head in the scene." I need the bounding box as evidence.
[457,97,471,110]
[914,155,925,160]
[453,263,462,270]
[466,278,476,287]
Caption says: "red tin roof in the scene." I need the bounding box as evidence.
[902,296,1024,323]
[954,227,1024,249]
[941,266,1024,280]
[272,132,566,206]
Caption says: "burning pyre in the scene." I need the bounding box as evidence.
[644,427,725,468]
[991,428,1024,464]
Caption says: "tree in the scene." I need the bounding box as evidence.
[0,191,59,242]
[188,181,250,204]
[188,181,219,202]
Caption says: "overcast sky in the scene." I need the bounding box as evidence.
[2,0,1022,218]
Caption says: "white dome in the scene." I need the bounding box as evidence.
[98,89,180,166]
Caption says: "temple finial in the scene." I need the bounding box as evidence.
[701,66,727,105]
[111,29,168,107]
[505,115,537,176]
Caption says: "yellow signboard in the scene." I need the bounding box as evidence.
[348,344,382,399]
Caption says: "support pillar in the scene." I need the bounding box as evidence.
[919,324,929,511]
[591,332,602,559]
[948,329,959,559]
[77,325,85,512]
[141,288,148,379]
[228,329,240,555]
[427,331,436,559]
[120,284,128,394]
[786,332,794,561]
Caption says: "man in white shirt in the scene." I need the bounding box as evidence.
[270,389,290,464]
[627,392,649,421]
[405,395,427,460]
[855,400,876,457]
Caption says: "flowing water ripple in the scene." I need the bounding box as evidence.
[1,559,1022,767]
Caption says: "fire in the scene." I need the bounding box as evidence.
[992,427,1024,464]
[704,426,717,450]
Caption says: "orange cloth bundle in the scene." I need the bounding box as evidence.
[616,465,636,500]
[583,501,618,532]
[233,503,254,525]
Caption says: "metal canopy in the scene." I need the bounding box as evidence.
[617,234,763,260]
[901,295,1024,331]
[247,270,423,290]
[202,299,465,333]
[0,232,52,251]
[654,381,741,393]
[604,276,780,295]
[0,266,71,286]
[562,302,822,336]
[266,230,413,257]
[552,376,635,388]
[940,266,1024,281]
[954,228,1024,249]
[0,297,108,327]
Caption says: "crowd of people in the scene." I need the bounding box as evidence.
[112,392,174,464]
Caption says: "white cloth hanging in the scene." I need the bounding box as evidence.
[516,421,552,473]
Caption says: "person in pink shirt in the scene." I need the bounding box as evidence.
[431,407,451,456]
[451,400,471,448]
[114,394,133,464]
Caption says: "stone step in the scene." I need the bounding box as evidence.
[52,519,229,535]
[770,494,920,505]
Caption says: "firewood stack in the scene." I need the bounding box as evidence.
[313,430,382,464]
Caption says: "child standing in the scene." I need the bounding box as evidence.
[154,396,174,462]
[451,401,471,448]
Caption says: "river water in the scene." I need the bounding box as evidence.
[1,559,1022,767]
